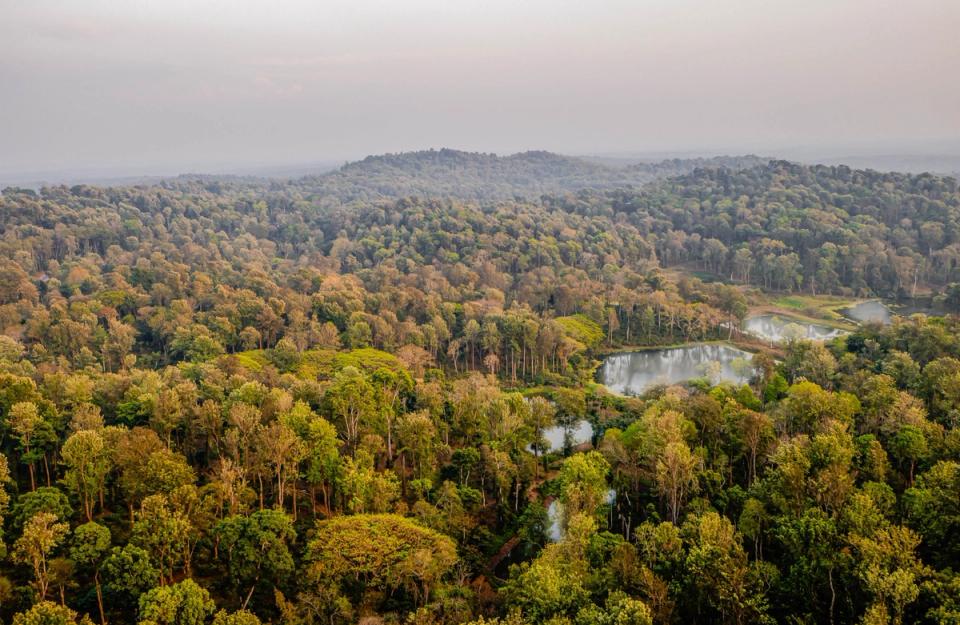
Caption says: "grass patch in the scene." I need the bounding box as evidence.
[233,350,270,372]
[555,314,603,348]
[230,347,405,380]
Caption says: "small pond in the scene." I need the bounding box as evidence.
[546,489,616,541]
[598,344,754,396]
[844,300,893,325]
[744,314,846,343]
[534,420,594,453]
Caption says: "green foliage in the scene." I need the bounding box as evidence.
[213,510,296,606]
[305,513,458,608]
[12,601,93,625]
[0,155,958,625]
[138,578,216,625]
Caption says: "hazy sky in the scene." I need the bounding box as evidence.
[2,0,959,175]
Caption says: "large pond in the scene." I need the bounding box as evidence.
[844,300,893,325]
[598,344,754,395]
[744,314,846,343]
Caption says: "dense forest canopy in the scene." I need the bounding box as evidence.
[0,151,957,625]
[290,150,769,202]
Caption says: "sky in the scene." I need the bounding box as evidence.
[2,0,959,177]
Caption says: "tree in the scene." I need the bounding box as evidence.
[889,425,928,486]
[70,522,111,625]
[0,453,12,556]
[12,601,93,625]
[61,430,111,522]
[773,509,846,624]
[576,592,653,625]
[130,495,193,585]
[101,544,160,616]
[214,510,296,609]
[10,401,46,491]
[734,407,773,486]
[338,450,399,514]
[325,367,376,453]
[682,512,769,625]
[783,340,837,388]
[526,397,556,475]
[503,514,595,621]
[902,461,960,568]
[305,514,457,609]
[14,512,70,600]
[13,487,74,530]
[211,610,262,625]
[557,452,610,530]
[257,422,304,512]
[370,366,413,463]
[850,525,928,625]
[655,442,699,524]
[300,414,342,515]
[138,578,216,625]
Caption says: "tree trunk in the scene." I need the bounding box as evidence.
[95,572,107,625]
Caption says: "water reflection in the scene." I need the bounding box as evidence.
[744,314,846,343]
[534,420,594,453]
[546,489,616,542]
[599,344,754,395]
[844,300,892,325]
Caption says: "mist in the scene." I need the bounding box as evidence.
[2,0,958,177]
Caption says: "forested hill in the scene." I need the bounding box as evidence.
[286,149,768,202]
[551,160,960,298]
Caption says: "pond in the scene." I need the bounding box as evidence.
[744,314,846,343]
[546,489,616,542]
[844,300,893,325]
[535,420,594,453]
[598,344,754,395]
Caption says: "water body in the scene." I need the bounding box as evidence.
[744,314,846,343]
[844,300,893,325]
[546,489,616,542]
[598,344,754,395]
[536,420,594,453]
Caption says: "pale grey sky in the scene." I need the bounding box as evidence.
[2,0,958,176]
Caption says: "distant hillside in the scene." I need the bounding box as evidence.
[292,148,767,201]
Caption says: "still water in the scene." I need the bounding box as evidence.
[536,420,594,453]
[744,314,846,343]
[844,300,893,325]
[598,344,754,395]
[546,489,616,541]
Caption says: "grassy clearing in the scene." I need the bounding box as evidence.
[228,346,403,380]
[762,294,859,328]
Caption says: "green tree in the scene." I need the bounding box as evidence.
[70,522,111,625]
[61,430,111,521]
[682,511,769,625]
[101,545,160,615]
[849,525,928,625]
[213,510,296,609]
[12,601,93,625]
[130,495,193,585]
[305,514,457,610]
[325,367,376,453]
[14,512,70,600]
[557,451,611,530]
[138,578,216,625]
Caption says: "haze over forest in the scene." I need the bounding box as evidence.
[4,2,960,625]
[2,0,959,182]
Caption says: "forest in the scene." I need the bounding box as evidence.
[0,150,957,625]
